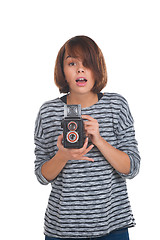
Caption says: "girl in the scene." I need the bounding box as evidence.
[34,35,140,240]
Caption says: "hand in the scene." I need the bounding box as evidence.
[82,115,102,146]
[57,134,94,162]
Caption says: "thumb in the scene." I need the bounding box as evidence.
[57,134,63,148]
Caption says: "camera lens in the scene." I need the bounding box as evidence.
[68,121,77,131]
[67,131,79,143]
[69,134,76,141]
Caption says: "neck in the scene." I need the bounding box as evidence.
[67,92,98,108]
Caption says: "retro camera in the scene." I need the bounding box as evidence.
[61,104,85,148]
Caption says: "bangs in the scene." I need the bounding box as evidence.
[65,37,97,70]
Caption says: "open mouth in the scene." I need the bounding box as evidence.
[76,78,87,83]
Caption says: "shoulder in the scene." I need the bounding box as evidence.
[102,92,129,107]
[102,93,132,120]
[105,93,133,122]
[38,97,64,117]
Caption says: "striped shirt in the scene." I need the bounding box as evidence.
[34,92,140,238]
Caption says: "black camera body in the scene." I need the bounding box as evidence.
[61,104,85,148]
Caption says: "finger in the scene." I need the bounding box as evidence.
[82,115,95,121]
[68,137,88,154]
[57,134,62,144]
[85,131,89,137]
[57,134,63,148]
[79,137,89,152]
[85,126,96,133]
[80,156,94,162]
[83,144,94,155]
[84,121,95,127]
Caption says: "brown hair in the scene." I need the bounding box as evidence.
[54,35,107,93]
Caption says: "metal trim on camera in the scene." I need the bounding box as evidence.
[68,121,78,131]
[67,131,79,143]
[64,104,81,118]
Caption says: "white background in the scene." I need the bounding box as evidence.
[0,0,160,239]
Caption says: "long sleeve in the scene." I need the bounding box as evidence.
[114,96,140,179]
[34,110,52,185]
[34,94,139,238]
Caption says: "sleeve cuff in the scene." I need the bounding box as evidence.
[116,154,139,179]
[36,162,54,185]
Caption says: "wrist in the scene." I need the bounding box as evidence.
[94,135,104,148]
[56,150,69,163]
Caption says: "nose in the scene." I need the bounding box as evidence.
[77,63,85,73]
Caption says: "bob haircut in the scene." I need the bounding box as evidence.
[54,35,107,93]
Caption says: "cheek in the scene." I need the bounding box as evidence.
[89,76,96,88]
[88,71,95,84]
[64,68,72,82]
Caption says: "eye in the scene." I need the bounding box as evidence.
[69,62,76,66]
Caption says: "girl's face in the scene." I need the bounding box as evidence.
[63,52,95,95]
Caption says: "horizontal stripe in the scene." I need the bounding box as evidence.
[34,92,140,238]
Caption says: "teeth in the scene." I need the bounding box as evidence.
[76,78,87,82]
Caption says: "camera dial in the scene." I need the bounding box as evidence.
[67,131,79,143]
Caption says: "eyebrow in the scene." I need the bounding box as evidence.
[65,55,79,60]
[65,55,71,60]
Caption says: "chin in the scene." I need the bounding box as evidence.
[76,88,93,95]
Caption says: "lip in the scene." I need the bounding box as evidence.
[75,77,88,87]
